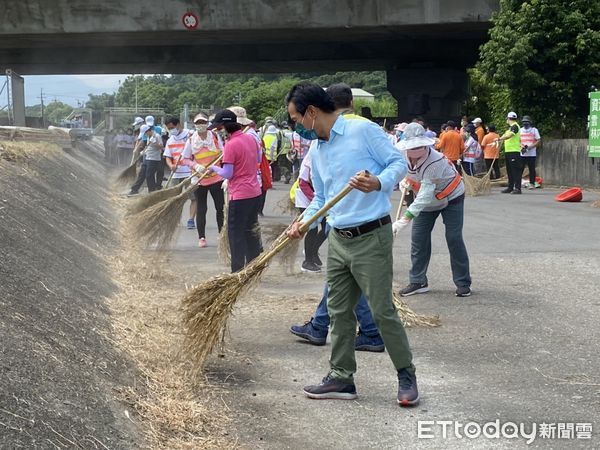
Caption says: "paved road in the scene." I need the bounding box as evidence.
[169,183,600,449]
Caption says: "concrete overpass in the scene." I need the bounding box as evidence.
[0,0,499,120]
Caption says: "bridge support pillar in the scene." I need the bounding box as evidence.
[386,68,468,128]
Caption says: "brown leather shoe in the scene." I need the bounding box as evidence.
[397,368,420,407]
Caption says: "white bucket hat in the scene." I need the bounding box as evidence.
[227,106,253,126]
[394,123,436,151]
[132,116,144,127]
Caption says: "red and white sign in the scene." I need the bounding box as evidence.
[182,12,199,30]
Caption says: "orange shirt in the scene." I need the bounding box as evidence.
[435,129,464,162]
[475,126,485,144]
[481,132,500,159]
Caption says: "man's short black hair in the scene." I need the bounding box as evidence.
[488,124,496,132]
[285,82,336,115]
[165,116,180,126]
[224,122,242,134]
[326,83,353,110]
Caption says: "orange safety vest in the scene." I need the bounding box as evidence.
[192,132,222,185]
[405,159,462,201]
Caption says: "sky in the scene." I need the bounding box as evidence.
[23,75,127,107]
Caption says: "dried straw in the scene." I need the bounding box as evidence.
[592,199,600,208]
[115,159,139,186]
[126,187,191,249]
[182,183,355,371]
[126,179,189,216]
[262,221,301,272]
[276,195,296,216]
[461,160,494,197]
[217,188,231,265]
[392,293,441,327]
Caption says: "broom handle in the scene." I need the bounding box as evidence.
[166,153,184,187]
[179,155,225,198]
[395,186,408,221]
[186,154,224,181]
[252,181,357,267]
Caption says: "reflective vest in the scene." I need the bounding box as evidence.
[191,131,222,186]
[504,122,521,153]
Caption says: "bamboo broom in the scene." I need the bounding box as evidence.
[126,154,223,216]
[181,181,355,371]
[217,183,231,265]
[116,141,146,186]
[126,155,224,249]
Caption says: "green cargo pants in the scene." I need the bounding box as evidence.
[327,223,415,382]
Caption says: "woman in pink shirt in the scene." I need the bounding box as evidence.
[206,109,263,272]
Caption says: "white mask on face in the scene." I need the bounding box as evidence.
[195,124,208,133]
[408,146,428,160]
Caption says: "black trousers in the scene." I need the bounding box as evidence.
[522,156,537,184]
[145,160,162,192]
[505,152,523,191]
[258,189,267,215]
[485,158,501,180]
[156,158,165,188]
[271,159,281,181]
[277,154,292,183]
[130,159,147,194]
[298,208,327,265]
[228,195,263,273]
[194,181,225,239]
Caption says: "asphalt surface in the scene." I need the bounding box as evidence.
[168,182,600,449]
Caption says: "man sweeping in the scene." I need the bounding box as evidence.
[394,123,472,298]
[286,82,419,407]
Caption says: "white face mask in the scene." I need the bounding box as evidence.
[195,124,208,133]
[168,128,179,136]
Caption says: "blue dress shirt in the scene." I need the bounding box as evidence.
[303,115,407,229]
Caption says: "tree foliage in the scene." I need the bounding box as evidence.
[476,0,600,137]
[112,72,390,124]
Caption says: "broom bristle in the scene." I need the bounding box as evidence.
[115,163,137,186]
[262,222,300,273]
[592,199,600,208]
[126,181,187,216]
[217,204,231,265]
[276,196,296,216]
[126,191,188,249]
[182,261,269,372]
[392,293,441,327]
[462,167,492,197]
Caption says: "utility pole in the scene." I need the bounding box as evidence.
[134,75,138,112]
[39,88,45,128]
[183,103,189,130]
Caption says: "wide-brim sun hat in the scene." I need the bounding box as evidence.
[394,122,436,151]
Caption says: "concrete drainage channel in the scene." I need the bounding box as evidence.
[0,136,228,448]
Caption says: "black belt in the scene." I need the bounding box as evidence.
[334,215,391,239]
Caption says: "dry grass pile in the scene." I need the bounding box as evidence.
[107,235,231,449]
[276,195,296,216]
[592,199,600,208]
[392,294,441,328]
[0,140,61,164]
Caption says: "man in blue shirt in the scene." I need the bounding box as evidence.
[286,82,419,407]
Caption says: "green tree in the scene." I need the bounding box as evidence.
[44,101,73,125]
[477,0,600,137]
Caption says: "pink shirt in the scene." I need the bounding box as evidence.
[223,130,262,201]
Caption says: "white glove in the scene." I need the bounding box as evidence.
[191,176,199,185]
[392,216,412,236]
[221,179,228,191]
[193,163,205,174]
[400,179,410,191]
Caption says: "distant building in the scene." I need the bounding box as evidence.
[351,88,375,103]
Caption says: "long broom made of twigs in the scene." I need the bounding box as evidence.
[126,154,223,216]
[181,179,356,371]
[126,155,224,249]
[115,140,146,186]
